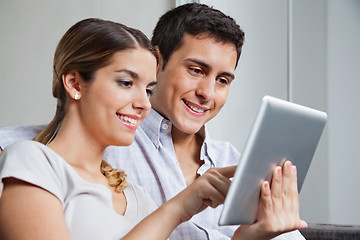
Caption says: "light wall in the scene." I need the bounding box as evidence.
[1,0,360,225]
[204,0,360,225]
[289,0,329,224]
[327,0,360,225]
[0,0,174,127]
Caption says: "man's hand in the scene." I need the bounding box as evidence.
[232,160,307,240]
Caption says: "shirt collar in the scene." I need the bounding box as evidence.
[140,109,215,170]
[198,126,216,174]
[139,108,171,148]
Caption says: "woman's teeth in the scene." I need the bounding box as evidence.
[119,115,137,125]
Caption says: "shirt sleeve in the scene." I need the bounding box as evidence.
[0,141,64,202]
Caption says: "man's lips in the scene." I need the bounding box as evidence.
[182,99,209,115]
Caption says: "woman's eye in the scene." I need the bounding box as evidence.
[117,79,133,88]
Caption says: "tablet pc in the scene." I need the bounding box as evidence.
[218,95,327,226]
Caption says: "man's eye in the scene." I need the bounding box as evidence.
[146,84,156,99]
[117,79,133,88]
[189,67,204,75]
[146,89,153,99]
[217,78,229,85]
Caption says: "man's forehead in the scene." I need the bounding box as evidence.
[179,37,237,70]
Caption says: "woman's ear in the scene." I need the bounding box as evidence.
[155,46,163,74]
[62,70,81,100]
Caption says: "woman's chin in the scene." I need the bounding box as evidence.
[111,137,135,147]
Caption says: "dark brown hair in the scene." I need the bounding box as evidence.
[152,3,244,69]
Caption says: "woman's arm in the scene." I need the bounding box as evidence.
[123,161,307,240]
[0,178,71,240]
[0,166,235,240]
[0,161,305,240]
[122,166,236,240]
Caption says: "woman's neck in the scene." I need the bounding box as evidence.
[47,116,106,177]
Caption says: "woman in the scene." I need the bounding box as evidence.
[0,18,305,240]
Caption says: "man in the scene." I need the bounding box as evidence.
[0,3,305,239]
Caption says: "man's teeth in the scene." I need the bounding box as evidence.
[120,115,137,125]
[186,102,205,113]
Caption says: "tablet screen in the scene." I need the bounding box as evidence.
[218,96,327,225]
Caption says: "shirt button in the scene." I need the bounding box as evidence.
[162,123,169,130]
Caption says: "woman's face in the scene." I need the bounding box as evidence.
[79,47,157,147]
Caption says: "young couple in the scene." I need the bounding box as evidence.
[0,3,306,240]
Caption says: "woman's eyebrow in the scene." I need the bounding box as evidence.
[115,69,139,78]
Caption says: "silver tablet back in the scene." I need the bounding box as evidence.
[218,96,327,226]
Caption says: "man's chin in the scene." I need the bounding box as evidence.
[177,124,204,135]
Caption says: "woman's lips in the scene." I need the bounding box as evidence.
[117,113,140,130]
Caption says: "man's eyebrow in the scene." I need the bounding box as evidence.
[220,72,235,81]
[184,58,235,80]
[115,69,139,78]
[147,81,157,88]
[184,58,211,70]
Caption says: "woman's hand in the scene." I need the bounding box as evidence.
[232,160,307,240]
[170,166,236,223]
[123,166,236,240]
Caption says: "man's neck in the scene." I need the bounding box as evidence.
[171,127,204,186]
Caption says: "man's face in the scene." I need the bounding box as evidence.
[151,33,237,135]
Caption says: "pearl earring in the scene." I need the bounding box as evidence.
[74,92,80,100]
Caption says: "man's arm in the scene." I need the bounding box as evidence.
[0,125,45,149]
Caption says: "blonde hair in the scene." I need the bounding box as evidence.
[100,161,128,192]
[34,18,157,192]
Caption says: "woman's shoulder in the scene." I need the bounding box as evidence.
[0,140,70,179]
[1,139,60,166]
[1,140,57,164]
[4,140,46,153]
[2,140,41,159]
[0,140,67,201]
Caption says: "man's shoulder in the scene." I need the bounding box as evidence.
[206,138,239,154]
[204,138,240,167]
[0,125,45,148]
